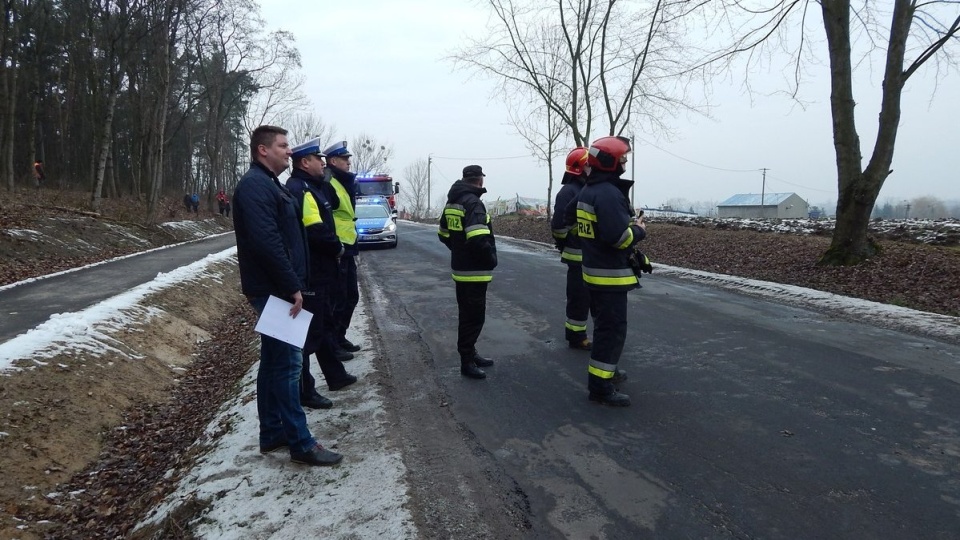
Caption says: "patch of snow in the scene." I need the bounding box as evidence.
[655,264,960,340]
[0,231,233,293]
[136,299,415,539]
[3,229,43,238]
[0,249,237,371]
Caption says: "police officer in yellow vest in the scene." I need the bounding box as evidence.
[438,165,498,379]
[286,138,358,409]
[576,137,646,407]
[321,140,363,355]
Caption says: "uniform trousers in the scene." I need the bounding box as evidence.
[564,262,590,342]
[333,254,359,342]
[455,281,488,358]
[587,289,628,395]
[301,284,350,396]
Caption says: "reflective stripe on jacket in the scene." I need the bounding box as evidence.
[328,176,358,246]
[287,169,344,287]
[576,173,644,291]
[438,180,497,282]
[551,181,584,264]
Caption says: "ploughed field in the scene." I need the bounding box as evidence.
[490,215,960,319]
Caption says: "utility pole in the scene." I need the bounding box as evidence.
[760,168,769,218]
[904,201,911,219]
[427,154,432,218]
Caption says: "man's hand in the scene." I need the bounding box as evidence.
[638,252,653,273]
[635,216,646,230]
[290,291,303,318]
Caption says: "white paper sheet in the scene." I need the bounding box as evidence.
[253,295,313,349]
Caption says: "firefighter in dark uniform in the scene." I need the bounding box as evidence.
[551,147,592,351]
[576,136,646,406]
[438,165,498,380]
[286,138,358,409]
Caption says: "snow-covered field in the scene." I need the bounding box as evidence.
[652,216,960,245]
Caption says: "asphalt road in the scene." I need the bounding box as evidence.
[0,233,237,343]
[362,221,960,539]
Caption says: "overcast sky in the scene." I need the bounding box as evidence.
[259,0,959,210]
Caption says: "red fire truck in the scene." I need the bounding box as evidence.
[356,174,400,216]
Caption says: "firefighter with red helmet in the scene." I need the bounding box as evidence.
[551,147,593,350]
[576,136,646,406]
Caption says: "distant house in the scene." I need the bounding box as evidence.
[717,193,809,219]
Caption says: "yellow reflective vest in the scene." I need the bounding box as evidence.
[328,175,358,246]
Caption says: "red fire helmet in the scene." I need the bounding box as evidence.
[587,136,631,172]
[565,147,589,175]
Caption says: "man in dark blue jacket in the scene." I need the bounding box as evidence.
[287,137,357,409]
[438,165,498,379]
[233,125,342,466]
[551,147,592,350]
[576,136,646,407]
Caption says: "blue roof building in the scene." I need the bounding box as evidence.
[717,192,809,219]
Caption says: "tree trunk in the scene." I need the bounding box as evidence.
[818,0,912,266]
[3,48,18,190]
[1,4,19,192]
[90,87,119,212]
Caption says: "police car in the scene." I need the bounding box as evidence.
[355,199,398,248]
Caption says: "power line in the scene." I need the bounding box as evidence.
[765,173,835,194]
[634,136,761,173]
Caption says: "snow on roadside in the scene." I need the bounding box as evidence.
[654,216,960,245]
[1,241,414,537]
[135,299,416,539]
[5,221,957,537]
[0,246,236,371]
[655,264,960,341]
[0,230,234,294]
[487,228,960,343]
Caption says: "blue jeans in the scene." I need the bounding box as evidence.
[248,296,316,453]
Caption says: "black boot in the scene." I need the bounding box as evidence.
[461,350,493,368]
[328,374,358,391]
[338,338,362,352]
[588,390,631,407]
[460,361,486,380]
[471,353,494,368]
[301,393,334,409]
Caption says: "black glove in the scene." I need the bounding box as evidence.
[637,251,653,273]
[628,251,653,278]
[554,239,565,253]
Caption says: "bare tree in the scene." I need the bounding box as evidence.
[242,45,308,132]
[947,201,960,219]
[278,112,337,148]
[508,101,566,217]
[910,195,948,219]
[351,133,393,175]
[499,20,568,217]
[130,0,189,223]
[400,158,430,219]
[703,1,960,265]
[0,0,24,191]
[454,0,703,146]
[188,0,300,208]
